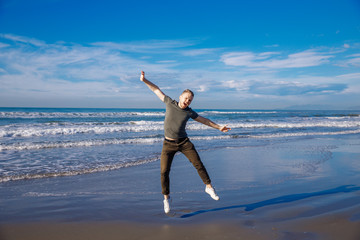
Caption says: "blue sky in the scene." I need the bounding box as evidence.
[0,0,359,109]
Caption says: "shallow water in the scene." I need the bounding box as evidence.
[1,107,359,182]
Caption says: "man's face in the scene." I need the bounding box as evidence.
[179,92,194,109]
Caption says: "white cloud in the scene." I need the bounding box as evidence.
[345,55,360,67]
[0,33,45,46]
[220,49,333,69]
[197,85,208,92]
[336,53,360,67]
[0,42,10,48]
[222,79,347,96]
[156,60,177,63]
[347,58,360,67]
[336,72,360,80]
[222,80,251,91]
[220,52,256,67]
[181,48,219,56]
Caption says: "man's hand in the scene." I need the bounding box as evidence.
[219,125,231,133]
[140,71,145,82]
[195,116,231,133]
[140,71,166,102]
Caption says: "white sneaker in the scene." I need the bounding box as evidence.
[163,198,171,213]
[205,186,220,201]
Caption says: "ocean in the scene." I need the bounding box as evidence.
[1,107,359,183]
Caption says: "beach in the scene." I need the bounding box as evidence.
[1,134,359,240]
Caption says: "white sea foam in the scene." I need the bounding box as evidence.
[1,110,359,119]
[194,129,360,140]
[0,137,162,151]
[0,121,164,138]
[0,111,165,119]
[325,116,360,120]
[0,136,232,151]
[200,111,278,115]
[252,129,360,139]
[0,158,158,183]
[187,120,360,130]
[24,192,69,197]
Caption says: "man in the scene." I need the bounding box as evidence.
[140,71,231,214]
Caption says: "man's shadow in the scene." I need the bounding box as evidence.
[180,185,360,218]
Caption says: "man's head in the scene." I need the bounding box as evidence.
[178,89,194,109]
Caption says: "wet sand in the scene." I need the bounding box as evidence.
[0,135,359,239]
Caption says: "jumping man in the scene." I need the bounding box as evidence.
[140,71,231,213]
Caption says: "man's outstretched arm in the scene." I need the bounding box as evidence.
[194,115,231,133]
[140,71,166,102]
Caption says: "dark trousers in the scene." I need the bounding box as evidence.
[160,138,211,195]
